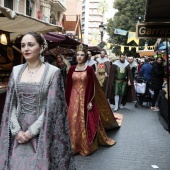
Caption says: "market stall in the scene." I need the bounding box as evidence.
[44,32,82,49]
[88,45,102,55]
[136,0,170,132]
[43,32,88,65]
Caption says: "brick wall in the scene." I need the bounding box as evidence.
[65,0,82,16]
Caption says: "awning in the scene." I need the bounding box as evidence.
[46,47,75,56]
[145,0,170,22]
[0,6,62,40]
[88,46,102,55]
[44,32,83,49]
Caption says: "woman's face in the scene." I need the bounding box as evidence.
[21,34,43,62]
[76,51,86,64]
[56,55,62,63]
[157,58,163,65]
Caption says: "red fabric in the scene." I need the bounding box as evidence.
[37,10,41,19]
[65,66,99,144]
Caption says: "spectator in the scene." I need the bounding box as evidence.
[150,56,165,111]
[140,57,152,82]
[85,50,97,71]
[52,54,71,87]
[127,56,138,79]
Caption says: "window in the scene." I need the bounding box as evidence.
[4,0,13,10]
[26,0,33,16]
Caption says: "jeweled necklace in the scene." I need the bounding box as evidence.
[27,62,42,78]
[76,64,87,71]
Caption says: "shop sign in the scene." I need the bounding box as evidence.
[136,23,170,38]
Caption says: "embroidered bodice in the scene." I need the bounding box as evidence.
[72,71,87,92]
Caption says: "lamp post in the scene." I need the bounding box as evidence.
[99,22,105,43]
[137,16,141,23]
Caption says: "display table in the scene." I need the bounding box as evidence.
[0,88,7,122]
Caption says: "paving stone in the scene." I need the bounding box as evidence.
[75,103,170,170]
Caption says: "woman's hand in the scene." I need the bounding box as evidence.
[15,131,27,144]
[24,130,32,141]
[87,102,93,110]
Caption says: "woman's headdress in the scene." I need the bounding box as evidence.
[40,33,48,54]
[76,44,88,54]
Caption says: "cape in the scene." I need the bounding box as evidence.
[96,57,110,64]
[85,59,97,66]
[0,63,75,170]
[107,62,136,105]
[65,65,123,144]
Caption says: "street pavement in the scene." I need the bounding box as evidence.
[74,102,170,170]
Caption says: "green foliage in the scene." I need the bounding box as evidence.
[107,0,156,57]
[98,0,108,14]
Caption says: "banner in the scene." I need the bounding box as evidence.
[135,47,139,52]
[114,28,127,36]
[127,32,139,45]
[106,43,111,49]
[120,46,124,53]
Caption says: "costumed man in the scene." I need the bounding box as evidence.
[85,51,97,72]
[107,54,136,111]
[127,56,138,79]
[96,50,110,95]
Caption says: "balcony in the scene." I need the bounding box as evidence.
[49,0,66,12]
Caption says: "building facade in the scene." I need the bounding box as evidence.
[0,0,66,25]
[82,0,103,45]
[81,0,117,46]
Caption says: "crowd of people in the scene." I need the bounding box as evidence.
[0,31,167,169]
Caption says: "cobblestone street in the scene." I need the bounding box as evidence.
[75,103,170,170]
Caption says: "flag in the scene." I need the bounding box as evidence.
[121,46,124,53]
[114,28,127,36]
[127,32,139,45]
[135,47,139,52]
[106,43,111,49]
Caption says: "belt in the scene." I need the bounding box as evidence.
[115,79,127,82]
[99,72,105,75]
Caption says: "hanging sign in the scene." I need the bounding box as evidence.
[136,23,170,38]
